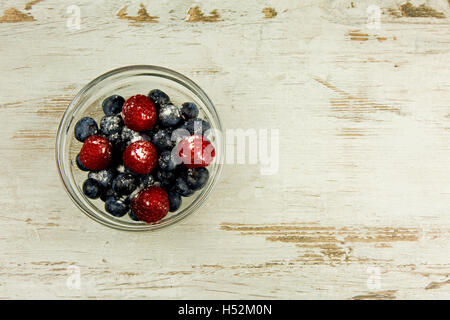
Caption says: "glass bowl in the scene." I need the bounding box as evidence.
[56,65,223,231]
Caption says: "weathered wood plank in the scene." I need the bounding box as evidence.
[0,0,449,299]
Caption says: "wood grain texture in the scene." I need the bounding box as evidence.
[0,0,449,299]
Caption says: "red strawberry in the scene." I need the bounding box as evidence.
[123,140,158,174]
[176,135,215,168]
[122,95,157,132]
[131,186,169,223]
[79,135,112,171]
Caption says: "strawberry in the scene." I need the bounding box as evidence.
[79,135,112,171]
[122,95,157,132]
[123,140,158,174]
[131,186,169,223]
[176,135,215,168]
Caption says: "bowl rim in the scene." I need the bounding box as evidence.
[55,65,224,231]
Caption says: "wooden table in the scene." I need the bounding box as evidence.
[1,0,449,299]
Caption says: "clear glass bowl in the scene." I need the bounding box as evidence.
[56,65,223,231]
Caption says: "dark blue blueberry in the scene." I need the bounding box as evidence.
[152,128,175,151]
[159,104,181,127]
[102,95,125,116]
[181,102,199,120]
[167,191,182,212]
[105,196,129,217]
[121,127,150,146]
[107,131,122,147]
[173,177,194,197]
[185,118,211,135]
[82,178,103,199]
[112,173,138,195]
[100,188,119,202]
[140,174,157,188]
[148,89,170,107]
[88,168,116,188]
[100,115,123,136]
[186,167,209,191]
[74,117,98,142]
[120,126,138,142]
[76,154,89,171]
[158,150,179,171]
[128,209,140,221]
[156,169,176,188]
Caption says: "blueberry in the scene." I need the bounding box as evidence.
[100,188,119,202]
[158,150,179,171]
[112,173,138,195]
[105,196,129,217]
[152,128,175,151]
[88,168,116,189]
[159,104,181,127]
[173,177,194,197]
[148,89,170,107]
[107,131,122,147]
[76,154,89,171]
[74,117,98,142]
[82,178,103,199]
[156,169,176,188]
[121,127,138,142]
[102,95,125,116]
[185,118,211,135]
[121,127,150,146]
[100,115,123,136]
[140,174,157,188]
[181,102,199,120]
[168,191,182,212]
[186,167,209,191]
[128,209,140,221]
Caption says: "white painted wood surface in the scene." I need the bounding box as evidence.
[0,0,449,299]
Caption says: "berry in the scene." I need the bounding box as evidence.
[148,89,170,107]
[159,104,181,127]
[128,209,140,221]
[76,154,89,171]
[156,169,176,188]
[123,140,157,175]
[112,173,138,195]
[152,128,175,151]
[131,186,169,223]
[79,135,112,171]
[102,95,125,116]
[140,174,157,188]
[83,178,103,199]
[88,168,116,189]
[122,95,157,132]
[107,131,122,148]
[100,188,119,202]
[105,196,129,217]
[185,118,210,135]
[158,150,179,171]
[74,117,98,142]
[173,177,194,197]
[168,191,182,212]
[100,115,123,136]
[181,102,199,120]
[121,126,140,142]
[176,135,215,168]
[186,167,209,191]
